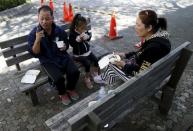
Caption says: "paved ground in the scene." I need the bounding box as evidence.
[0,0,193,131]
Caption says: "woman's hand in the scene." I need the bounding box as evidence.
[113,60,126,69]
[114,52,125,58]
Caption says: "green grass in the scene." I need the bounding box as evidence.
[0,0,26,11]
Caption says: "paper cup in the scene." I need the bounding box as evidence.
[56,41,64,48]
[88,101,98,107]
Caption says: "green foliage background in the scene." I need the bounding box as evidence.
[0,0,26,11]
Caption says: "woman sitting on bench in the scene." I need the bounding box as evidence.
[94,9,171,85]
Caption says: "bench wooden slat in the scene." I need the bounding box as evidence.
[0,35,28,49]
[2,43,28,58]
[6,52,33,66]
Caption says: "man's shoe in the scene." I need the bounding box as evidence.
[84,77,93,89]
[67,90,79,101]
[59,94,71,105]
[93,75,106,84]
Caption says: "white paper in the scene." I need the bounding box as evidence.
[98,55,110,69]
[98,54,121,69]
[21,70,40,84]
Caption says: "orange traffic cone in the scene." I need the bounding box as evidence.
[63,2,69,22]
[105,12,123,40]
[49,0,54,12]
[109,13,117,39]
[68,3,74,22]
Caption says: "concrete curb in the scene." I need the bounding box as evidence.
[0,3,33,23]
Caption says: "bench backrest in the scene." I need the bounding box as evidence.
[0,19,91,71]
[45,42,192,131]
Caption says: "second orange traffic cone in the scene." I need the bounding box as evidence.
[106,12,123,40]
[49,0,54,12]
[68,3,74,22]
[63,2,69,21]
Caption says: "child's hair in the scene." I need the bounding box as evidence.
[70,13,87,33]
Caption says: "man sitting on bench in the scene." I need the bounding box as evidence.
[94,9,171,85]
[28,5,80,105]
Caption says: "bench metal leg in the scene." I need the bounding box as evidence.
[29,89,39,106]
[159,86,175,115]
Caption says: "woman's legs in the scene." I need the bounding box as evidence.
[96,64,130,85]
[101,65,119,85]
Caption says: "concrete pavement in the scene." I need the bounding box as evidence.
[0,0,193,130]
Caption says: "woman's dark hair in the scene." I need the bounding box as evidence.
[70,13,87,33]
[38,5,53,17]
[138,10,167,33]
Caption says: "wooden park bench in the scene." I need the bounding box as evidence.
[0,18,109,106]
[45,41,192,131]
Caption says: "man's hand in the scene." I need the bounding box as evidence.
[36,30,44,42]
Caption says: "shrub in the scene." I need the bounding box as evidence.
[0,0,26,11]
